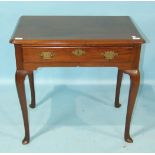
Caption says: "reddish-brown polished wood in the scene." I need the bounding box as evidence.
[10,16,144,44]
[115,69,123,108]
[124,69,140,143]
[15,70,30,144]
[28,72,36,108]
[10,16,145,144]
[22,47,134,63]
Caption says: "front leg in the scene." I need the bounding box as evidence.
[124,70,140,143]
[15,70,30,144]
[28,72,36,108]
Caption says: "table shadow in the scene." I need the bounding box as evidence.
[30,84,155,142]
[31,85,123,142]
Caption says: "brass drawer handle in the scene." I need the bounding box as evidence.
[41,51,55,59]
[101,51,118,60]
[72,49,86,56]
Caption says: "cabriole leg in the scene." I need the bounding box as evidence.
[15,70,30,144]
[124,70,140,143]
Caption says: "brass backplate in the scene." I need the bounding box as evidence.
[72,49,86,56]
[41,51,55,59]
[101,51,118,60]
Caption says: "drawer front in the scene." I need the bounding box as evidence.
[22,47,134,63]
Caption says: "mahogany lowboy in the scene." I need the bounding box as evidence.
[10,16,145,144]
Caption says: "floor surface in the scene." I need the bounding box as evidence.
[0,82,155,152]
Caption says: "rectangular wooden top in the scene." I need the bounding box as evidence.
[10,16,145,45]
